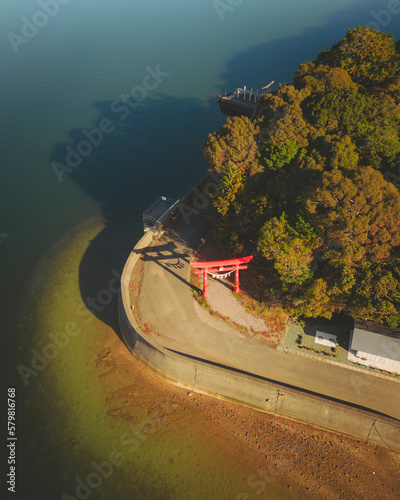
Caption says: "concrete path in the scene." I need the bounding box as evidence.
[138,210,400,421]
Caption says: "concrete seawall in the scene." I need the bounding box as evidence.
[119,231,400,453]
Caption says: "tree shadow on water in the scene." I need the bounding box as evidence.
[220,0,398,91]
[51,0,396,340]
[50,93,216,338]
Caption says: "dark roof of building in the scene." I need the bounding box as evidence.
[354,318,400,336]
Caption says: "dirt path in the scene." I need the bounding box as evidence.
[207,278,268,332]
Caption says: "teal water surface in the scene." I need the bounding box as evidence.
[1,1,399,498]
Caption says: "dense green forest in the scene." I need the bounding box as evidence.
[203,27,400,327]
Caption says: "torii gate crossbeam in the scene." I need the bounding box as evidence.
[190,255,253,298]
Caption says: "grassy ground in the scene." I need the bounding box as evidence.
[285,318,400,380]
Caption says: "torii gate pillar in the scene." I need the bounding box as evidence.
[190,255,253,298]
[203,269,208,298]
[234,266,240,294]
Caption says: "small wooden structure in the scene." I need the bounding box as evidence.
[218,81,274,118]
[190,255,253,298]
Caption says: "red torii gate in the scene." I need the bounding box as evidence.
[190,255,253,298]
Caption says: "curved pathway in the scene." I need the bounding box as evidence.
[137,209,400,421]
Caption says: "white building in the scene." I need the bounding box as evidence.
[349,319,400,374]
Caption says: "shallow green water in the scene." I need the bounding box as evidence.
[1,0,399,498]
[18,219,303,499]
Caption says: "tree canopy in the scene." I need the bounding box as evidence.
[203,27,400,326]
[318,27,400,85]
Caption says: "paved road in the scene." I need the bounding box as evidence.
[139,209,400,421]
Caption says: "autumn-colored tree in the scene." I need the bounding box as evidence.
[306,167,400,266]
[320,26,400,85]
[290,279,334,319]
[358,123,400,171]
[294,63,357,93]
[203,27,400,325]
[348,261,400,327]
[203,116,261,176]
[257,214,319,285]
[306,87,371,134]
[212,166,244,217]
[260,85,311,147]
[324,135,359,171]
[369,78,400,128]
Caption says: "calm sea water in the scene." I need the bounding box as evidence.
[1,0,399,498]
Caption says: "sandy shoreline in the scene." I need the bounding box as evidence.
[102,326,400,499]
[19,218,400,499]
[123,240,400,499]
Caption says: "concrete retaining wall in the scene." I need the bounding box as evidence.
[119,232,400,453]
